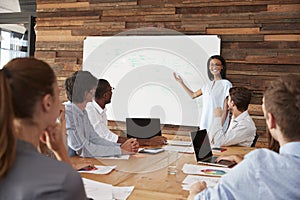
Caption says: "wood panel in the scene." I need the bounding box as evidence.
[35,0,300,148]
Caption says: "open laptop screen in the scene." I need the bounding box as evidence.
[126,118,161,139]
[190,130,213,162]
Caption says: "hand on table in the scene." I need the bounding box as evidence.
[121,138,139,154]
[188,181,207,200]
[140,136,167,146]
[215,154,244,164]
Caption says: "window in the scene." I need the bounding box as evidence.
[0,29,28,68]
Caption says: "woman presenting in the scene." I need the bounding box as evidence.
[173,55,232,131]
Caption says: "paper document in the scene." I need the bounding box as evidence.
[182,163,231,177]
[163,145,194,153]
[79,165,116,174]
[167,140,192,146]
[182,175,220,190]
[113,186,135,200]
[96,155,130,160]
[82,178,113,200]
[82,178,134,200]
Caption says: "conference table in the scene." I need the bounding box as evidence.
[72,137,255,200]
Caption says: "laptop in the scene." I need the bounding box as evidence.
[126,118,162,139]
[190,130,235,168]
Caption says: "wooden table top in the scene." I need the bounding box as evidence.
[72,145,255,200]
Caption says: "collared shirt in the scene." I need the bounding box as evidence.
[194,142,300,200]
[209,110,256,147]
[0,140,86,200]
[86,100,119,143]
[65,102,121,157]
[201,79,232,132]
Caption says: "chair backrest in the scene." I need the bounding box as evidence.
[59,104,67,148]
[68,146,77,157]
[251,134,259,147]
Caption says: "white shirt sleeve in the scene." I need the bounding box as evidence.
[86,102,119,143]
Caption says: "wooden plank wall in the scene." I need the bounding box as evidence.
[35,0,300,148]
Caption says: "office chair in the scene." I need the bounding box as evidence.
[251,134,259,147]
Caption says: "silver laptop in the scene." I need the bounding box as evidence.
[190,130,235,168]
[126,118,161,139]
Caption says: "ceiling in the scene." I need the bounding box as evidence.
[19,0,36,12]
[0,0,36,13]
[0,0,36,33]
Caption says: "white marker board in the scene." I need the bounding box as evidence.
[83,35,220,127]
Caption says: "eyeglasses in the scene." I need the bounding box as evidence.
[106,87,115,93]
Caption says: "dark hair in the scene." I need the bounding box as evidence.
[95,79,110,99]
[264,74,300,140]
[229,87,252,112]
[64,71,97,103]
[207,55,227,81]
[0,57,56,178]
[65,71,78,102]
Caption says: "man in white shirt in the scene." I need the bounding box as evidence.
[86,79,167,146]
[209,87,256,147]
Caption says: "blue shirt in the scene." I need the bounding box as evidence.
[195,142,300,200]
[65,102,122,157]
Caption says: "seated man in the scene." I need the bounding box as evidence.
[85,79,167,146]
[209,87,256,147]
[65,71,139,157]
[189,74,300,200]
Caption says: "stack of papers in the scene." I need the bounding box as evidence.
[82,178,134,200]
[163,145,194,153]
[182,175,220,190]
[182,163,231,177]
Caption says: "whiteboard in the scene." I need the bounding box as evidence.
[83,34,220,127]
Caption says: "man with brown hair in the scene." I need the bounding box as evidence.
[189,74,300,200]
[209,87,256,147]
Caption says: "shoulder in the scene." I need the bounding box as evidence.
[86,101,93,110]
[221,79,232,87]
[245,148,278,165]
[85,101,95,114]
[31,153,83,186]
[65,103,83,117]
[202,81,212,89]
[65,102,75,113]
[10,149,83,187]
